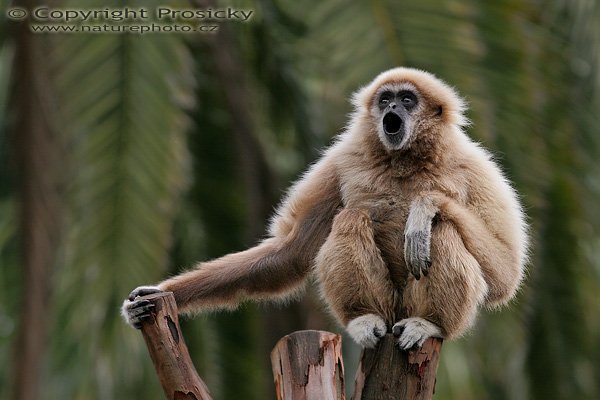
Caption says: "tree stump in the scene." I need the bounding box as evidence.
[138,292,212,400]
[271,330,346,400]
[135,293,442,400]
[353,334,442,400]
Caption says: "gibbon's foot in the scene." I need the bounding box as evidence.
[121,286,162,329]
[392,317,443,350]
[347,314,387,348]
[404,229,432,280]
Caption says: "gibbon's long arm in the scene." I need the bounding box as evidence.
[129,159,342,316]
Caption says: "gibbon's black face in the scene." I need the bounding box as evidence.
[377,89,419,148]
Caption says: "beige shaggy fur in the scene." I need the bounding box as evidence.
[123,68,528,349]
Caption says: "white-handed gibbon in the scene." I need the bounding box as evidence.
[122,67,528,350]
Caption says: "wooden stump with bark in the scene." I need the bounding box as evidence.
[353,334,442,400]
[136,294,442,400]
[138,292,212,400]
[271,330,346,400]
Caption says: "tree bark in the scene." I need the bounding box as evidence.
[139,292,212,400]
[10,1,63,399]
[271,330,346,400]
[353,335,442,400]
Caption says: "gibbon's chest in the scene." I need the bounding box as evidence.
[338,164,429,222]
[338,158,468,217]
[339,166,412,241]
[337,163,451,290]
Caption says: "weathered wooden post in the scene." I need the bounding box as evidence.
[136,293,441,400]
[271,330,346,400]
[137,292,212,400]
[353,334,442,400]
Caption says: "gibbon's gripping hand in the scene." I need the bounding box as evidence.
[392,317,443,350]
[404,196,438,280]
[121,286,162,329]
[347,314,387,348]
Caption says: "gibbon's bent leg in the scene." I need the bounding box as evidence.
[122,162,342,326]
[435,195,523,306]
[397,219,488,349]
[315,208,396,348]
[405,192,522,306]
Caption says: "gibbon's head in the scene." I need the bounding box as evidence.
[352,67,468,152]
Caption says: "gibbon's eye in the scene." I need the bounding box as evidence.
[398,90,418,109]
[379,92,393,107]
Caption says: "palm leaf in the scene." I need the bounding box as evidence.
[45,1,195,397]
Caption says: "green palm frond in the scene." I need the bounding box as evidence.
[45,2,195,397]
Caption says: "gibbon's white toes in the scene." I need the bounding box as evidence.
[393,317,442,350]
[347,314,387,348]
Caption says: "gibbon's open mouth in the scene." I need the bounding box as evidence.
[383,112,403,136]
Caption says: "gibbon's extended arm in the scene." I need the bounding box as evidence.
[405,190,524,306]
[123,159,342,325]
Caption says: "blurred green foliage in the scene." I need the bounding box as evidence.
[1,0,599,399]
